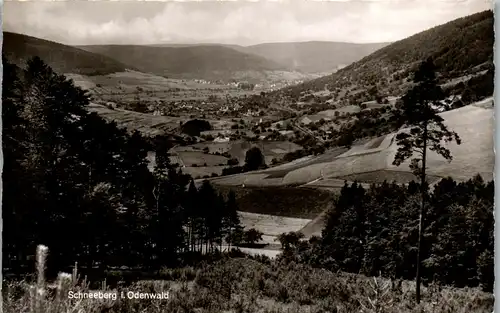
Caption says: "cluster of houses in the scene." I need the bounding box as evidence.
[218,103,242,113]
[243,109,261,117]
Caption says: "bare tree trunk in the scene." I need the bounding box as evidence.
[416,123,428,304]
[153,184,162,264]
[190,226,194,253]
[205,227,209,254]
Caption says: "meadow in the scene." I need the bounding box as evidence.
[177,151,228,167]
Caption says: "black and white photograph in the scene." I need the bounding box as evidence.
[1,0,495,312]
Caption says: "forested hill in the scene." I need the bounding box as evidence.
[279,10,493,100]
[2,32,131,76]
[76,44,287,79]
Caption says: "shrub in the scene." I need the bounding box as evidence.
[227,158,239,166]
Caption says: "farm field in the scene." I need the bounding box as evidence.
[182,166,226,178]
[238,211,312,244]
[303,178,371,189]
[206,146,348,185]
[177,151,228,167]
[184,140,302,164]
[165,139,305,180]
[336,134,394,157]
[317,105,362,117]
[336,170,442,185]
[235,209,313,258]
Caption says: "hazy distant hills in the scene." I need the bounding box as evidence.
[6,6,491,92]
[2,30,389,82]
[2,32,132,76]
[238,41,390,73]
[281,10,494,98]
[149,41,391,74]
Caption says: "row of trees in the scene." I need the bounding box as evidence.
[2,56,246,274]
[278,177,494,292]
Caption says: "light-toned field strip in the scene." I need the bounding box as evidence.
[238,211,312,244]
[237,247,281,258]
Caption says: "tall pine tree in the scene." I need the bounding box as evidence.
[392,57,461,303]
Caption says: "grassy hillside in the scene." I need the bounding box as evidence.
[280,10,493,99]
[2,32,130,75]
[77,44,287,81]
[243,41,390,73]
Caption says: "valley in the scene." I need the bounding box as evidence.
[15,11,492,259]
[2,5,495,313]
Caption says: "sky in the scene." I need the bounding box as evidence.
[3,0,492,46]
